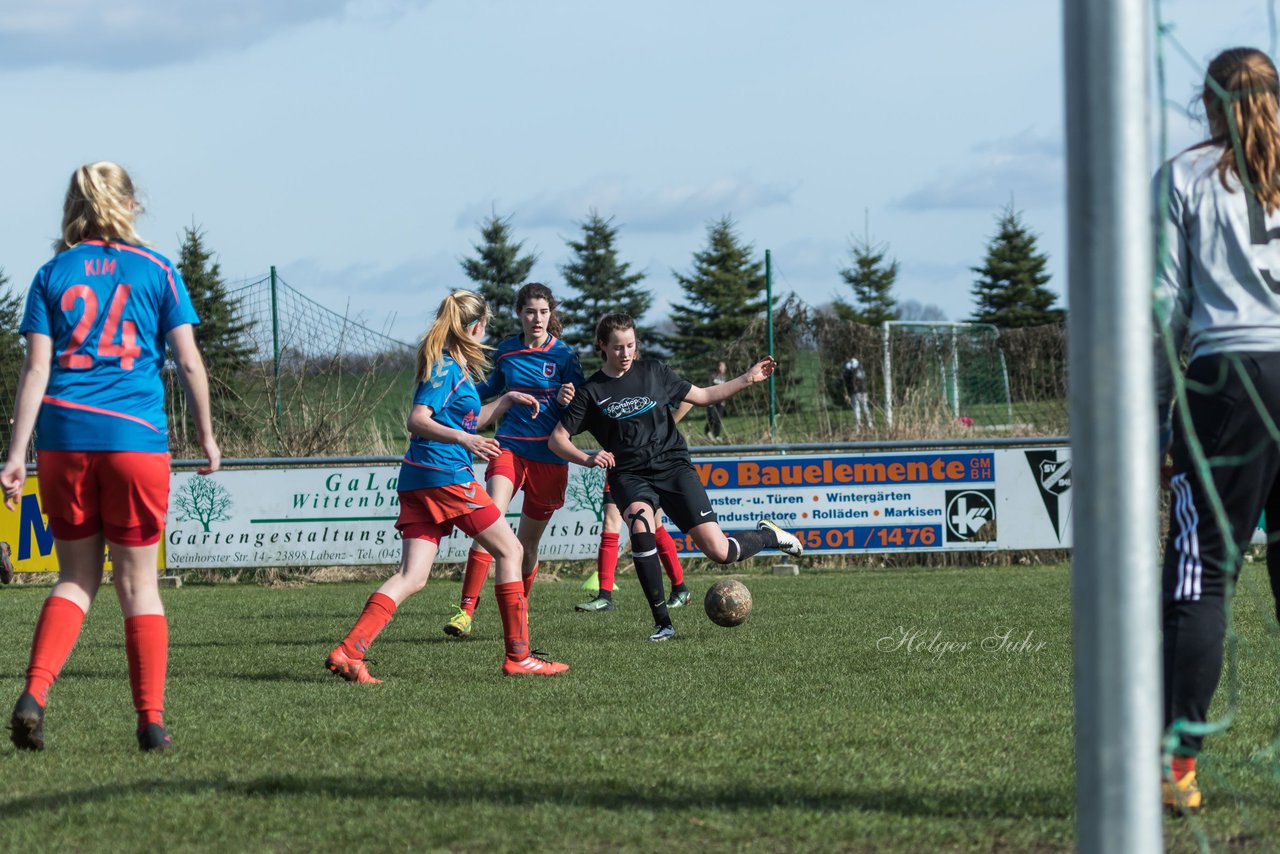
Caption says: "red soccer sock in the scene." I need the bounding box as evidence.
[597,532,620,592]
[523,563,538,599]
[1171,755,1196,780]
[339,592,397,659]
[125,614,168,728]
[24,596,87,706]
[655,526,684,586]
[495,581,529,661]
[460,549,493,616]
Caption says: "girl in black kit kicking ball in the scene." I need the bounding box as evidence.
[549,313,803,642]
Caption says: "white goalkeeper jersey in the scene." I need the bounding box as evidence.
[1154,142,1280,427]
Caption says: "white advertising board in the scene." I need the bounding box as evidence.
[164,447,1072,569]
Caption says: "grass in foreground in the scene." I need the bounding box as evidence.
[0,564,1275,852]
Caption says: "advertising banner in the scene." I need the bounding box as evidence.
[165,464,614,569]
[164,447,1073,569]
[663,447,1073,555]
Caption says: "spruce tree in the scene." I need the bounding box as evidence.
[0,268,23,455]
[970,206,1064,328]
[668,217,768,375]
[834,236,900,326]
[460,213,537,343]
[0,267,24,376]
[559,211,651,355]
[176,226,254,376]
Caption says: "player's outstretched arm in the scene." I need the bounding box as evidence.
[168,325,221,475]
[1,333,52,510]
[549,423,613,468]
[684,356,776,407]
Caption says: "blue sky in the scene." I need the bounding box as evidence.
[0,0,1268,342]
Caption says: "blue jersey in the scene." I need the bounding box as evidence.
[399,355,482,491]
[475,335,585,464]
[20,240,199,453]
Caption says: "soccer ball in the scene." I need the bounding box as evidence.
[704,578,752,627]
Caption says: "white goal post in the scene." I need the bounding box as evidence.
[880,321,1013,428]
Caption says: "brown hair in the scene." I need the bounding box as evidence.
[516,282,562,338]
[594,313,635,356]
[416,290,491,383]
[57,161,148,252]
[1204,47,1280,212]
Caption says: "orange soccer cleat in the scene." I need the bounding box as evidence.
[325,647,382,684]
[502,652,569,677]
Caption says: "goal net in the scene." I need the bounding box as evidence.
[881,321,1012,429]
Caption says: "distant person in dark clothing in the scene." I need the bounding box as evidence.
[843,357,871,430]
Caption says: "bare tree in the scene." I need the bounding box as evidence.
[564,466,608,521]
[173,477,232,532]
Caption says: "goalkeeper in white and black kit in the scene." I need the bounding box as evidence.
[1155,46,1280,813]
[550,313,803,642]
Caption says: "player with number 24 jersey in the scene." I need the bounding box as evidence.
[21,240,198,453]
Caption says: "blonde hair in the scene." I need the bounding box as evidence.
[416,290,491,383]
[1204,47,1280,213]
[56,161,148,253]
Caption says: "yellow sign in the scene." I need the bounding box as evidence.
[0,475,165,573]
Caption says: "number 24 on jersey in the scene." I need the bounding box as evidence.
[57,283,141,370]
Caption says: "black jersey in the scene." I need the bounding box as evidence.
[560,359,693,473]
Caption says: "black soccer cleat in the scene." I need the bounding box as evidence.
[10,692,45,751]
[137,722,172,753]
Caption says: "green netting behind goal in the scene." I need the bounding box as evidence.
[882,322,1012,429]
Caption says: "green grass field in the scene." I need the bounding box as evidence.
[0,563,1276,852]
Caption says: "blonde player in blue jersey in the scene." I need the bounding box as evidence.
[443,282,599,638]
[1,162,220,752]
[327,289,569,680]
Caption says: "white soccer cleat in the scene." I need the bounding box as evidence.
[758,519,803,557]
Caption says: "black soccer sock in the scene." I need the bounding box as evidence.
[724,530,773,564]
[630,531,671,627]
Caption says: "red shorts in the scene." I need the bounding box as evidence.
[396,482,502,543]
[37,450,171,546]
[485,449,568,521]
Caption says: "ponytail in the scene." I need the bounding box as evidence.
[416,290,491,382]
[1204,47,1280,213]
[56,161,148,253]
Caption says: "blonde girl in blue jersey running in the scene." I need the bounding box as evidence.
[326,289,569,681]
[2,161,220,752]
[443,282,600,638]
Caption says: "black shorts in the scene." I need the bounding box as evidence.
[607,462,717,532]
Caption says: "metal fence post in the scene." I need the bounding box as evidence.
[766,249,776,442]
[270,265,282,419]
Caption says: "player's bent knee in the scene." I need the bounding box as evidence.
[630,531,657,557]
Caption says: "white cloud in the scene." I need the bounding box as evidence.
[0,0,428,71]
[457,175,797,234]
[894,128,1065,212]
[273,253,461,343]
